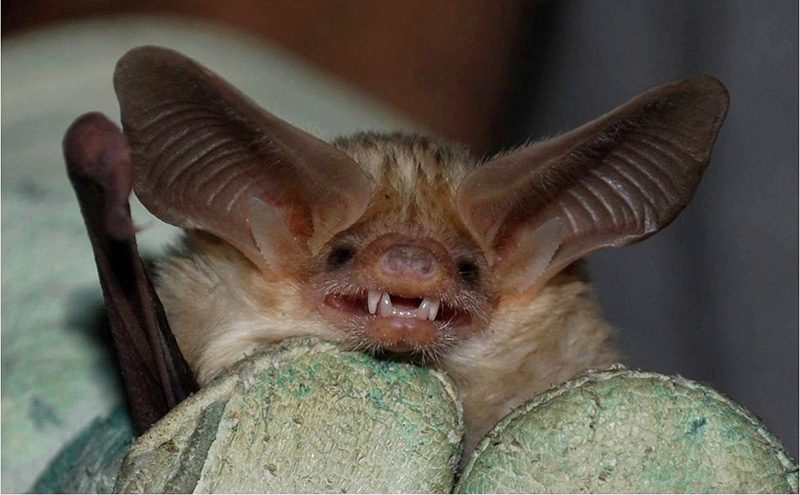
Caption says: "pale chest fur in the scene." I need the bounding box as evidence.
[156,237,618,451]
[441,272,619,450]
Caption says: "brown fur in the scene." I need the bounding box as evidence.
[155,133,619,452]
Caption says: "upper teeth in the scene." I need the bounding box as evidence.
[367,290,440,321]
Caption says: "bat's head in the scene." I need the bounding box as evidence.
[306,134,495,356]
[115,46,728,364]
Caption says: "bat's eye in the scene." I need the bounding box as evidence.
[328,246,355,269]
[457,260,479,284]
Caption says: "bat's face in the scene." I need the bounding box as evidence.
[303,135,497,357]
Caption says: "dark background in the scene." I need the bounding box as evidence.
[4,0,797,457]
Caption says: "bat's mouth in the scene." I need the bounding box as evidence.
[323,290,472,353]
[325,291,471,325]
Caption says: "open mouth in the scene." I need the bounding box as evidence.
[324,290,471,327]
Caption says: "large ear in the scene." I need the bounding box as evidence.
[457,76,729,293]
[114,46,372,274]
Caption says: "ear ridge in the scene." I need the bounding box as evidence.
[458,75,729,288]
[115,46,372,269]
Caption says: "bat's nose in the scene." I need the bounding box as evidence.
[381,244,438,280]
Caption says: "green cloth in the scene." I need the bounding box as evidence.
[30,407,133,494]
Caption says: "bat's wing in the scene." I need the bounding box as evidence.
[63,112,199,436]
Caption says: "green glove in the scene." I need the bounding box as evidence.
[34,342,796,493]
[458,366,798,493]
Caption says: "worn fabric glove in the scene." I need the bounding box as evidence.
[34,340,796,493]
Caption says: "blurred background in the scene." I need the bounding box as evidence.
[2,0,797,491]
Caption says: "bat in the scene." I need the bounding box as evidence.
[64,46,729,452]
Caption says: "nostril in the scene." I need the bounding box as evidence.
[381,244,437,279]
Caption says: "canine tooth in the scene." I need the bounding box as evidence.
[428,298,440,321]
[416,299,430,320]
[378,292,393,317]
[368,290,380,315]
